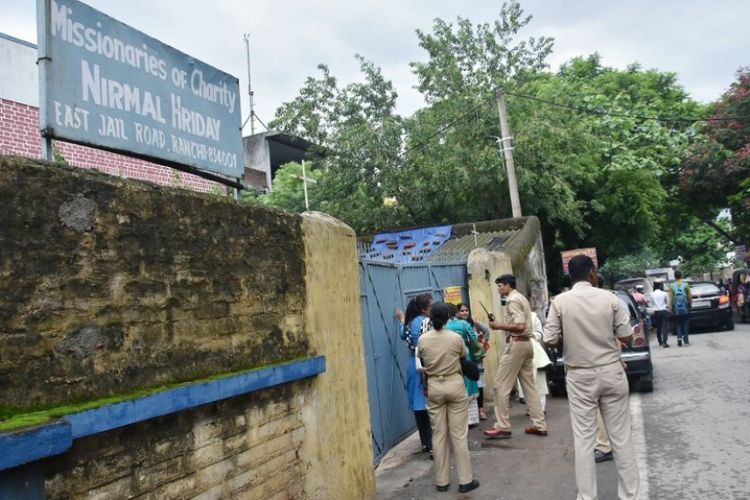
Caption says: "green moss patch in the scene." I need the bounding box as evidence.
[0,356,307,433]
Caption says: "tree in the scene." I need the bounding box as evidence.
[270,57,406,232]
[269,2,707,291]
[599,249,661,286]
[679,68,750,245]
[257,162,322,213]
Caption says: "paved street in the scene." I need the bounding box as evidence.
[642,321,750,499]
[376,322,750,499]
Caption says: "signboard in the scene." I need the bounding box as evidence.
[443,286,463,305]
[560,247,598,274]
[38,0,243,178]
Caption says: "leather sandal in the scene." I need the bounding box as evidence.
[483,428,511,439]
[524,426,548,436]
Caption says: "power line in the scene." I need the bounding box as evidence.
[394,101,485,165]
[503,91,750,124]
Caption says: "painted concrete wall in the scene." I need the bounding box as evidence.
[243,133,272,190]
[300,212,376,499]
[467,247,513,404]
[0,156,307,409]
[0,158,375,498]
[0,34,38,107]
[466,220,548,404]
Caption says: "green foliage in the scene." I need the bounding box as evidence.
[270,56,405,231]
[679,68,750,244]
[0,357,307,432]
[269,1,734,288]
[599,249,662,286]
[410,1,553,102]
[52,146,68,165]
[259,162,322,213]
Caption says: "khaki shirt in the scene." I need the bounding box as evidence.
[543,281,631,368]
[418,328,467,377]
[506,289,534,337]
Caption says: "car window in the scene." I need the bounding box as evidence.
[691,283,720,295]
[616,295,638,321]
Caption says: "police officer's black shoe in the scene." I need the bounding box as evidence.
[436,484,449,492]
[458,480,480,493]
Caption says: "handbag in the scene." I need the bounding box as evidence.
[468,337,486,361]
[460,357,480,381]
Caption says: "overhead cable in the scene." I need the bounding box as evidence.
[503,91,750,124]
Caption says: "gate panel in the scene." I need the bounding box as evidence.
[359,260,467,464]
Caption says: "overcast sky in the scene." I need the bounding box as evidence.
[2,1,748,133]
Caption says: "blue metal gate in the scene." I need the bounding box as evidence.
[359,258,467,464]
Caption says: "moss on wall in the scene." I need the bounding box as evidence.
[0,156,309,410]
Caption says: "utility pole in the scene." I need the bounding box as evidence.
[298,160,317,211]
[243,34,255,135]
[495,89,522,218]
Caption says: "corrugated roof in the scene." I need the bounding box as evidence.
[428,229,521,260]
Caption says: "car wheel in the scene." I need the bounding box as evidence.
[726,320,735,331]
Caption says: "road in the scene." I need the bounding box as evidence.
[375,322,750,499]
[641,321,750,499]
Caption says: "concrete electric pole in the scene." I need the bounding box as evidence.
[495,89,522,218]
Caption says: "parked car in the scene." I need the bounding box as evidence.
[548,290,654,395]
[686,281,734,331]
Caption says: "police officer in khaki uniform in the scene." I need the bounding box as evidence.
[483,274,548,439]
[543,255,640,500]
[418,302,480,494]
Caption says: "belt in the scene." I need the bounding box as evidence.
[507,336,529,342]
[433,372,462,381]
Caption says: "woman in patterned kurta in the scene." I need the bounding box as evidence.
[445,304,480,425]
[396,293,434,453]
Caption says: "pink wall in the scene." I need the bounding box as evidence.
[0,98,221,193]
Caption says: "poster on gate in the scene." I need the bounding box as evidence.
[443,286,463,305]
[560,247,598,274]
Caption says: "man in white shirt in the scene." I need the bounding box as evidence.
[651,282,670,347]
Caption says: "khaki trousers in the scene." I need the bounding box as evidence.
[492,340,546,431]
[426,374,473,486]
[596,409,612,453]
[566,361,640,500]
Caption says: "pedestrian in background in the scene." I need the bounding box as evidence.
[669,270,692,346]
[651,282,671,347]
[483,274,548,439]
[544,255,640,500]
[396,294,433,455]
[418,302,480,494]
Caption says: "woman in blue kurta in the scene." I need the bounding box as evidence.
[396,293,434,453]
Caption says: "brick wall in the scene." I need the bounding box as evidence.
[41,382,308,499]
[0,98,221,193]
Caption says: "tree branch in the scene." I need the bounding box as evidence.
[699,217,739,246]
